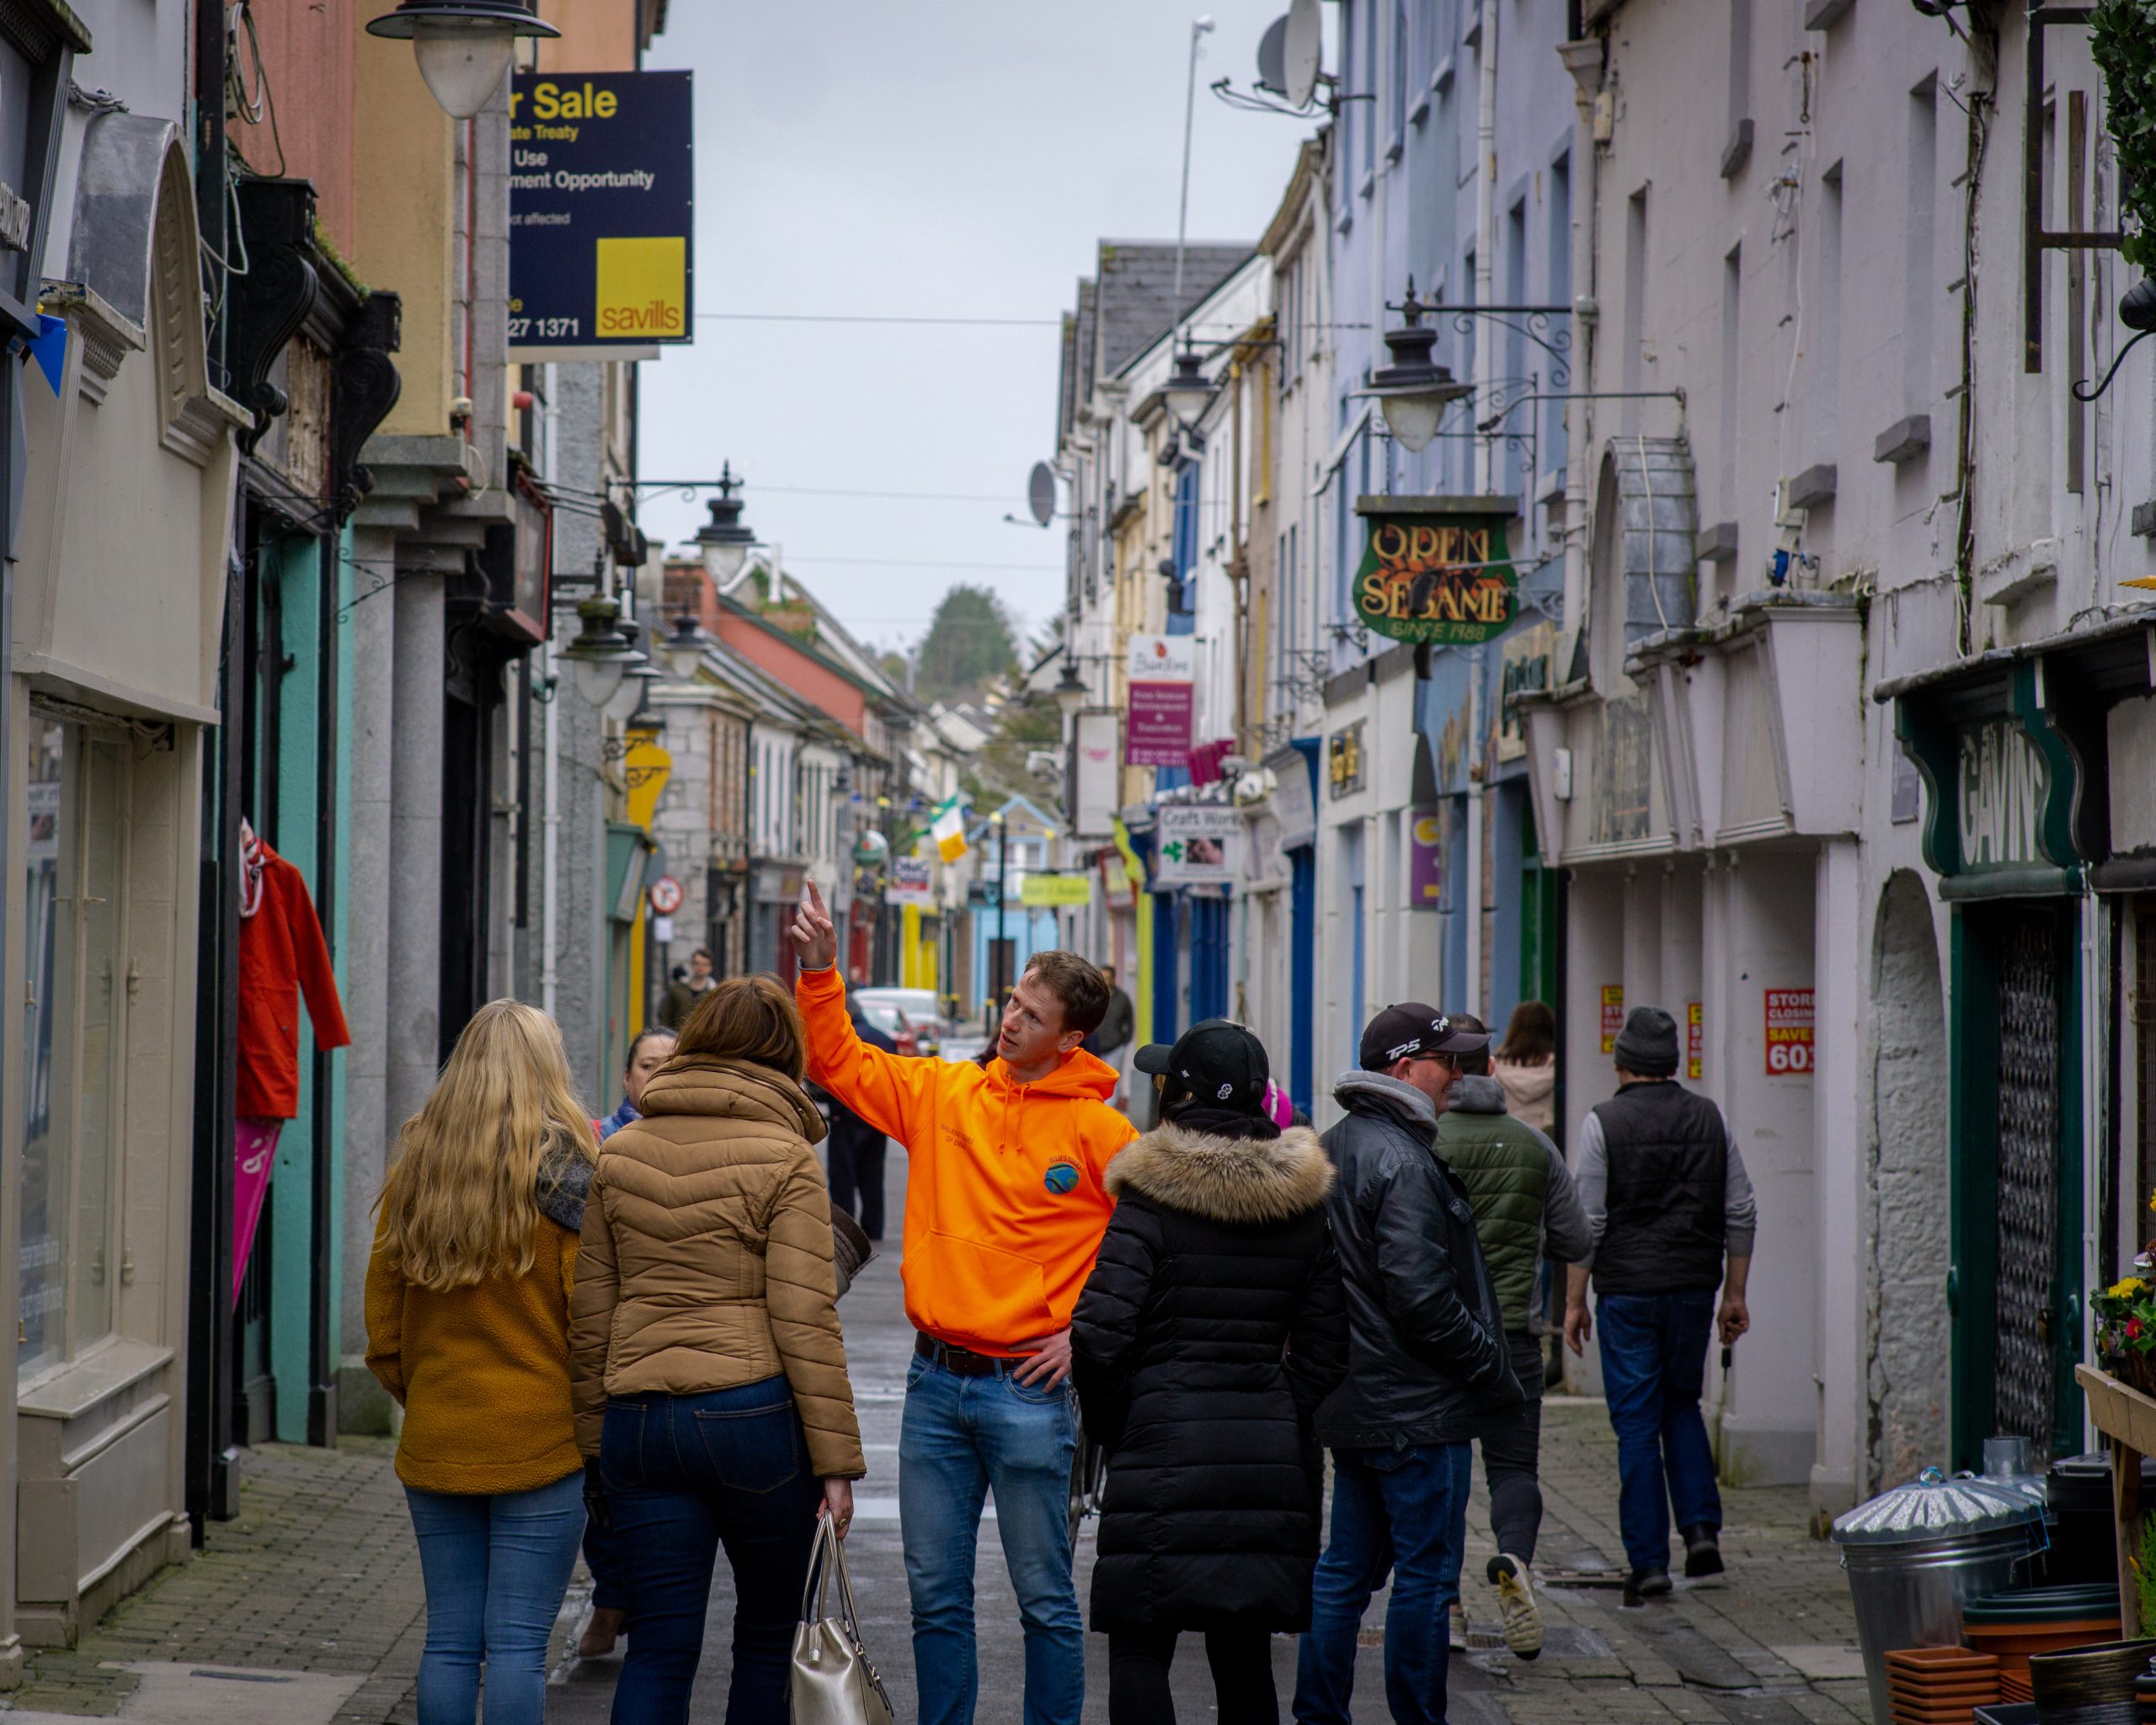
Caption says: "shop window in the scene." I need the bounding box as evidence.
[19,717,126,1378]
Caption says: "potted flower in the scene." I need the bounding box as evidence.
[2095,1252,2156,1397]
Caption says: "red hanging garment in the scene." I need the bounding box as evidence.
[237,830,352,1120]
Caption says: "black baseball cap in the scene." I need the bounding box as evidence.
[1358,1002,1490,1072]
[1134,1018,1271,1113]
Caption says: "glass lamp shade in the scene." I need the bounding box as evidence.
[701,538,750,585]
[409,19,518,118]
[1378,389,1447,453]
[606,665,658,724]
[1053,671,1086,721]
[573,654,627,711]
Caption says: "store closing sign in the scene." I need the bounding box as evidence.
[1687,1001,1703,1081]
[1764,988,1814,1075]
[1599,985,1624,1055]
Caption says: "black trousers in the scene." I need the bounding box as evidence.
[1474,1330,1548,1563]
[1107,1626,1277,1724]
[827,1130,886,1240]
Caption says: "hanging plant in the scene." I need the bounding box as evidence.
[2093,0,2156,272]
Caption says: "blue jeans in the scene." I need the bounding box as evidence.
[1293,1442,1469,1725]
[899,1350,1083,1725]
[1595,1290,1723,1572]
[403,1471,585,1725]
[600,1378,823,1725]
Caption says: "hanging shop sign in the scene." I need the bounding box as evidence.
[1352,499,1519,646]
[1125,633,1195,767]
[1263,742,1318,850]
[1497,622,1556,762]
[510,71,694,356]
[1764,988,1814,1076]
[1018,872,1093,908]
[887,857,934,908]
[1071,709,1121,839]
[1409,809,1444,907]
[1155,805,1241,885]
[1327,720,1365,799]
[1599,985,1625,1055]
[1687,1001,1704,1081]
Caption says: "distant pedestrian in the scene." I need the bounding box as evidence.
[1433,1013,1593,1660]
[570,975,866,1725]
[578,1023,679,1661]
[1563,1007,1756,1605]
[1073,1020,1346,1724]
[1293,1005,1518,1725]
[364,1001,598,1725]
[822,1001,898,1240]
[656,947,717,1029]
[1082,964,1137,1102]
[1492,1000,1557,1134]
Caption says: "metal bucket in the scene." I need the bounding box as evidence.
[1841,1525,2044,1725]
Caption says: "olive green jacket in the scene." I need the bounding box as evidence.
[1433,1075,1593,1333]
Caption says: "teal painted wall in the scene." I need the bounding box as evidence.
[267,528,353,1444]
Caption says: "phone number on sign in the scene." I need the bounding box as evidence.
[508,317,581,340]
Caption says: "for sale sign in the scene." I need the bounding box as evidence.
[1764,988,1814,1076]
[1599,985,1625,1055]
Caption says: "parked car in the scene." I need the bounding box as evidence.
[851,986,946,1058]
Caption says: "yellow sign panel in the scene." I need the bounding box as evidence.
[595,237,686,341]
[1018,873,1093,908]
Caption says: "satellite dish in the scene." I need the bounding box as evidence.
[1282,0,1321,109]
[1256,14,1289,94]
[1027,461,1056,526]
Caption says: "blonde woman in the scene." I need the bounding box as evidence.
[571,974,865,1725]
[366,1001,597,1725]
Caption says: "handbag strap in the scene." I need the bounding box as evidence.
[798,1514,839,1626]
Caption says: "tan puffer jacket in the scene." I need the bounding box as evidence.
[569,1056,866,1479]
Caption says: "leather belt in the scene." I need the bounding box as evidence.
[915,1332,1020,1377]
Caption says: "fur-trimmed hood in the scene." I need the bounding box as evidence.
[1106,1123,1333,1225]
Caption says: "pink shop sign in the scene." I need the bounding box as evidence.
[1126,681,1193,766]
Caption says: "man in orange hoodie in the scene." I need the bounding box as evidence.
[792,883,1132,1725]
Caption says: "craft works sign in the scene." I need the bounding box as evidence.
[1125,634,1194,767]
[510,72,693,353]
[1154,806,1240,885]
[1764,988,1815,1076]
[1352,504,1518,646]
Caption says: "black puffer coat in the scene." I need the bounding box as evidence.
[1315,1071,1520,1450]
[1070,1117,1347,1632]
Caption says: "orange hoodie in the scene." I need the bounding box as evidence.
[798,966,1136,1354]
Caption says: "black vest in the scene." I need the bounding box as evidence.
[1590,1081,1728,1295]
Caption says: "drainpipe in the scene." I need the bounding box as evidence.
[1558,35,1604,665]
[541,635,561,1017]
[1465,0,1499,1018]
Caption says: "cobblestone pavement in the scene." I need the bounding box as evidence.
[0,1140,1876,1723]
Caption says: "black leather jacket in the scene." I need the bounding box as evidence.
[1314,1072,1521,1450]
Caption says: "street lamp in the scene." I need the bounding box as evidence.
[696,462,756,586]
[558,595,646,711]
[610,631,664,724]
[365,0,558,121]
[1053,659,1087,724]
[659,611,706,681]
[1369,280,1470,453]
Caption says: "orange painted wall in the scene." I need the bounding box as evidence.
[232,0,358,248]
[535,0,640,72]
[715,614,870,738]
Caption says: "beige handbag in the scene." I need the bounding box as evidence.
[790,1514,895,1725]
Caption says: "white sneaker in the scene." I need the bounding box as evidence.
[1490,1553,1544,1660]
[1448,1601,1469,1651]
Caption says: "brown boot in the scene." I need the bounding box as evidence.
[577,1607,627,1658]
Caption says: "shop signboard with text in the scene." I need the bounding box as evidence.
[1154,805,1240,885]
[1125,633,1194,766]
[510,71,694,356]
[887,857,933,908]
[1764,988,1814,1075]
[1352,496,1519,646]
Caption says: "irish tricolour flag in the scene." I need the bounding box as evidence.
[931,797,968,863]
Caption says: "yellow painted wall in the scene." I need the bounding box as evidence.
[351,16,454,437]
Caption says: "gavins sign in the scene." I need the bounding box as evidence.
[1352,495,1519,646]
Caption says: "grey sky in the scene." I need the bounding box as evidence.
[638,3,1315,660]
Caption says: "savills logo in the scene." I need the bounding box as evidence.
[594,237,687,342]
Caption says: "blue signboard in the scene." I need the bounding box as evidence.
[509,70,694,352]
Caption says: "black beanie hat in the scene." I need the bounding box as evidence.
[1613,1006,1680,1077]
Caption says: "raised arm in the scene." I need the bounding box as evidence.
[791,881,936,1146]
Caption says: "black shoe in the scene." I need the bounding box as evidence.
[1680,1524,1724,1578]
[1623,1566,1672,1607]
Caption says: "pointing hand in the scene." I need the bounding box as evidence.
[789,879,839,973]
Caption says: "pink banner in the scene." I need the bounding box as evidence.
[234,1117,283,1302]
[1126,681,1193,766]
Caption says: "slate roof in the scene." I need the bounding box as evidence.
[1059,241,1254,434]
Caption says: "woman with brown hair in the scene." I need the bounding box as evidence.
[570,975,866,1725]
[1493,1000,1558,1133]
[365,1000,598,1725]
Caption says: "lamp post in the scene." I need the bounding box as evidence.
[558,595,648,712]
[364,0,558,121]
[1369,280,1471,453]
[696,462,756,586]
[1053,658,1087,725]
[659,611,705,681]
[992,809,1009,1017]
